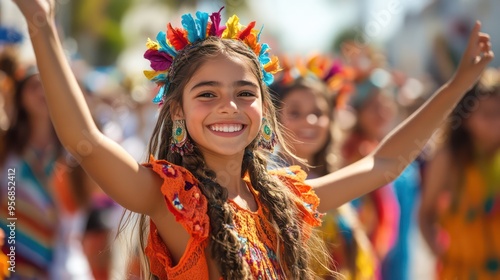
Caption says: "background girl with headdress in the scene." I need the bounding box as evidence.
[341,67,401,271]
[270,54,378,280]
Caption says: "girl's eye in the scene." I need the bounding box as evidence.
[197,92,215,98]
[239,91,256,97]
[314,110,325,117]
[287,111,301,119]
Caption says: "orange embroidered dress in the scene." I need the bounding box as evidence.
[143,158,323,279]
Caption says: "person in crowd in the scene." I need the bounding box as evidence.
[271,55,378,280]
[419,68,500,280]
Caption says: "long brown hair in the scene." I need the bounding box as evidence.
[271,76,341,176]
[444,79,500,211]
[0,71,61,165]
[119,37,330,279]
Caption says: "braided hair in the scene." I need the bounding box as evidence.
[133,37,328,279]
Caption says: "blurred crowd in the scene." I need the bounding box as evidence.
[1,3,500,280]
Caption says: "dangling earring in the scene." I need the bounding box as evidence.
[257,117,277,152]
[170,119,194,155]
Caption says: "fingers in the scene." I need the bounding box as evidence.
[466,22,493,61]
[477,33,493,60]
[466,21,482,51]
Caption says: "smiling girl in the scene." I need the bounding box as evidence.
[12,0,494,279]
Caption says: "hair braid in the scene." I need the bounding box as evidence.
[182,149,252,279]
[243,151,312,279]
[133,36,331,279]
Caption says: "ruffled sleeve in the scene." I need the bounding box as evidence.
[142,155,210,279]
[269,166,324,227]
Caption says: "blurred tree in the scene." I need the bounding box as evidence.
[67,0,250,66]
[70,0,132,66]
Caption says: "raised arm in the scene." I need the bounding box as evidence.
[13,0,163,215]
[310,21,494,212]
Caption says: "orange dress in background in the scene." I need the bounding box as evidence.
[144,157,323,279]
[438,153,500,280]
[0,229,9,280]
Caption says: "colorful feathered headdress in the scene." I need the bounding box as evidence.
[273,54,355,108]
[143,7,281,104]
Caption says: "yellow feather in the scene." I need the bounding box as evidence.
[143,70,168,80]
[264,56,281,74]
[221,15,242,39]
[146,38,160,50]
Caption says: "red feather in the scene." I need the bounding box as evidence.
[237,21,256,41]
[167,23,188,51]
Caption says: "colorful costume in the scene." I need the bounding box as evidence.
[0,229,9,280]
[144,157,323,279]
[300,169,377,280]
[438,152,500,280]
[342,132,400,267]
[320,205,378,280]
[382,161,421,280]
[0,152,58,279]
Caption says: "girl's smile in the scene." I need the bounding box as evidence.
[208,123,246,135]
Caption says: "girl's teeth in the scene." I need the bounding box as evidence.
[211,124,243,132]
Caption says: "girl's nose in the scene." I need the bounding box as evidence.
[218,96,239,114]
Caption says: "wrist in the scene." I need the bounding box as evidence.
[26,16,56,39]
[443,77,470,96]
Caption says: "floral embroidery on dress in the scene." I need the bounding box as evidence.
[144,156,320,279]
[184,181,195,191]
[162,164,177,177]
[284,167,296,176]
[304,202,313,211]
[238,236,248,255]
[143,156,210,279]
[264,244,282,278]
[172,193,184,210]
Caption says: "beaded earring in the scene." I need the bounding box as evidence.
[257,118,277,152]
[170,119,194,155]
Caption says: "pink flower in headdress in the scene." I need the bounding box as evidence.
[144,49,173,71]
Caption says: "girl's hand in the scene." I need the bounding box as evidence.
[450,21,494,90]
[12,0,55,26]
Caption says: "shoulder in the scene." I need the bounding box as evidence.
[143,156,209,238]
[142,155,197,182]
[268,166,323,227]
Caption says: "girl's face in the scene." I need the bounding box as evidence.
[180,54,262,157]
[279,89,330,158]
[20,75,48,119]
[357,91,396,140]
[465,95,500,150]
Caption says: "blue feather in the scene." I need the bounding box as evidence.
[259,55,271,65]
[259,43,271,64]
[262,70,274,86]
[152,83,169,104]
[181,14,199,43]
[260,43,270,56]
[151,73,168,83]
[156,31,177,57]
[196,11,209,40]
[257,25,264,41]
